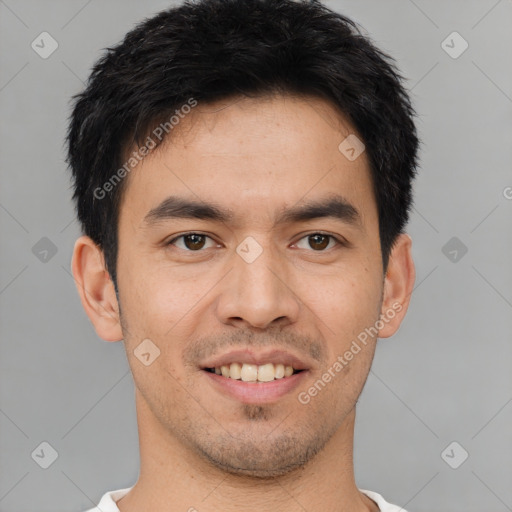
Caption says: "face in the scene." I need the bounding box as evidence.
[79,94,413,478]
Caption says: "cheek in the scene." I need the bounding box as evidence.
[120,258,193,329]
[119,263,213,371]
[305,267,382,337]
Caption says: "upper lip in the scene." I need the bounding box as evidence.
[200,349,311,371]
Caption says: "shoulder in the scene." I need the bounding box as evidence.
[81,486,133,512]
[359,488,408,512]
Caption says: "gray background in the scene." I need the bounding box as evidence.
[1,1,511,511]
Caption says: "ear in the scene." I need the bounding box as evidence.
[378,233,415,338]
[71,235,123,342]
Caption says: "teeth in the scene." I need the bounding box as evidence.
[229,362,242,380]
[210,362,299,382]
[241,364,258,382]
[257,363,275,382]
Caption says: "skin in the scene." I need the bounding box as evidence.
[72,94,415,512]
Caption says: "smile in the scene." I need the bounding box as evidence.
[204,362,304,382]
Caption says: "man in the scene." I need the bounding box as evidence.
[68,0,418,510]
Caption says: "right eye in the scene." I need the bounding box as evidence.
[167,232,219,251]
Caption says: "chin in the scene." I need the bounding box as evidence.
[195,431,326,479]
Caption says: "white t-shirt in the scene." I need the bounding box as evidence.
[83,486,408,512]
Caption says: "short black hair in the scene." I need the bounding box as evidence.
[66,0,419,293]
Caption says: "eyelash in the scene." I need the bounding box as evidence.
[166,231,346,252]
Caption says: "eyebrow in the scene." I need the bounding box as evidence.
[142,194,361,229]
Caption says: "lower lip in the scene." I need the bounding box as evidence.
[202,370,309,404]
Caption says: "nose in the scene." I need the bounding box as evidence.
[215,240,301,330]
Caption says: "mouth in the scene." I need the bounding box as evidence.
[199,349,310,404]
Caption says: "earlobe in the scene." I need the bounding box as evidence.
[71,235,123,342]
[378,233,415,338]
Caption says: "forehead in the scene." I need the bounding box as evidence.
[118,94,376,230]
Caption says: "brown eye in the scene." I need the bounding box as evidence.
[183,234,206,250]
[294,233,340,251]
[168,233,216,251]
[308,234,330,250]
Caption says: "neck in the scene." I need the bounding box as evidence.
[117,390,378,512]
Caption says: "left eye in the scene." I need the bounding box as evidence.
[294,233,340,251]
